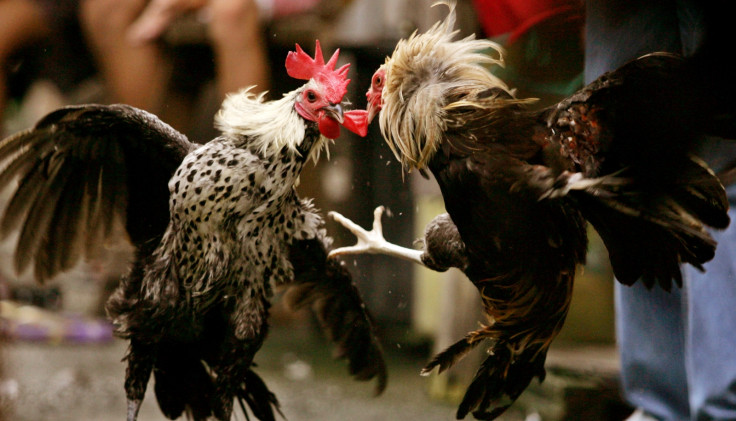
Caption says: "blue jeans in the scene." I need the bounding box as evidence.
[616,187,736,420]
[586,1,736,419]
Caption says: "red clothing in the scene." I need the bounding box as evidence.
[472,0,582,43]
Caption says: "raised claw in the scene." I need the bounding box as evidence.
[327,206,388,258]
[327,206,424,265]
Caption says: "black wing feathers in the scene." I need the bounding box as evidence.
[543,53,732,289]
[556,53,729,179]
[285,237,387,394]
[0,104,193,282]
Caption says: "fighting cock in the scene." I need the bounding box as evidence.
[328,1,735,419]
[0,41,384,421]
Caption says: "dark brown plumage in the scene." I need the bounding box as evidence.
[330,2,735,419]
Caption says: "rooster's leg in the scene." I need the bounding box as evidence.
[124,339,155,421]
[328,206,424,265]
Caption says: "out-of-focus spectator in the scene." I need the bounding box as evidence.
[79,0,332,136]
[80,0,275,134]
[2,0,332,136]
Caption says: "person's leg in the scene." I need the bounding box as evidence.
[207,0,270,98]
[685,197,736,421]
[616,281,691,420]
[0,0,50,129]
[79,0,171,113]
[587,3,690,416]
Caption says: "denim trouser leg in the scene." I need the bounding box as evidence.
[617,202,736,421]
[684,209,736,421]
[616,280,690,421]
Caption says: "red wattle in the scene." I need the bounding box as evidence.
[319,118,341,139]
[342,110,369,137]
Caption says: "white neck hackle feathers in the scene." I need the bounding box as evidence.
[215,85,331,165]
[379,1,525,171]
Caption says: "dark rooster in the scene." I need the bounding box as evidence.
[328,1,734,419]
[0,41,384,421]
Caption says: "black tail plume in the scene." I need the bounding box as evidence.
[421,334,547,420]
[152,343,280,421]
[420,334,483,376]
[455,344,546,420]
[235,368,283,421]
[152,351,214,421]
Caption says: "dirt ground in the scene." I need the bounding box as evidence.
[1,323,467,421]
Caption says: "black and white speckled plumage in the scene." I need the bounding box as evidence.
[0,86,386,421]
[125,90,325,341]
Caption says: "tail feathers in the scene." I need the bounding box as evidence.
[235,369,283,421]
[153,360,214,421]
[574,158,729,290]
[154,363,281,421]
[420,333,484,376]
[455,343,547,420]
[421,333,547,420]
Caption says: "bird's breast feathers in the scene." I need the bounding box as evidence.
[155,137,324,300]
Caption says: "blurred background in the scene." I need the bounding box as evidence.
[0,0,631,419]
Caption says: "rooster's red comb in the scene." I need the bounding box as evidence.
[286,40,351,104]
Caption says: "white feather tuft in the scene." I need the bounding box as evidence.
[215,86,330,163]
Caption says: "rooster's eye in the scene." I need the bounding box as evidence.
[374,76,382,86]
[306,91,317,103]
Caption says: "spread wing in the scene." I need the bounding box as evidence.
[538,53,732,288]
[546,52,732,179]
[284,237,387,395]
[0,104,195,282]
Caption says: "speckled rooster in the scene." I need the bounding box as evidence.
[0,41,384,421]
[329,1,734,419]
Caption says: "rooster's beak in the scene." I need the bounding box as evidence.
[366,104,377,124]
[322,103,344,123]
[367,99,383,124]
